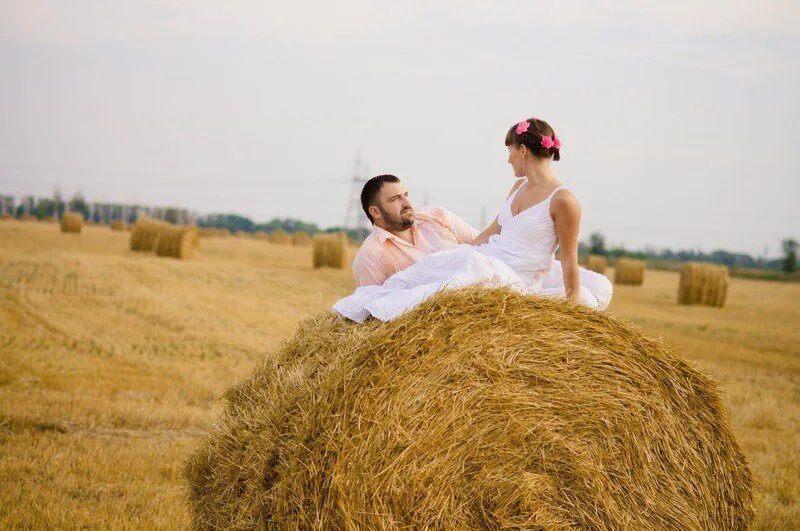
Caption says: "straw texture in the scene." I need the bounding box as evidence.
[183,287,753,530]
[60,212,83,234]
[614,258,645,285]
[678,262,729,307]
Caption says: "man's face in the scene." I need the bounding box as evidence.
[372,182,414,231]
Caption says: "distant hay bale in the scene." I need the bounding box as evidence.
[585,254,607,274]
[130,217,170,251]
[269,229,291,245]
[253,231,269,240]
[110,220,128,231]
[183,288,754,530]
[614,257,645,285]
[678,262,729,307]
[59,212,83,234]
[312,232,347,269]
[292,231,312,246]
[154,225,200,259]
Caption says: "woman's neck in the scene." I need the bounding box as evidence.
[524,159,558,188]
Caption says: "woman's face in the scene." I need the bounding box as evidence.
[507,144,525,177]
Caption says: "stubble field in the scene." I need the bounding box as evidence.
[0,220,798,528]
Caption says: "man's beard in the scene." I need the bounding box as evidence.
[379,206,414,231]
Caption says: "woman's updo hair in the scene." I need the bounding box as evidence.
[505,117,561,161]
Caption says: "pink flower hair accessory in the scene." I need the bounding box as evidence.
[540,135,561,149]
[515,121,530,135]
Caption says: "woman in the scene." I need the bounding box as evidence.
[333,117,608,323]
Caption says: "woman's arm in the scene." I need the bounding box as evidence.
[551,191,582,303]
[471,179,526,245]
[471,217,500,245]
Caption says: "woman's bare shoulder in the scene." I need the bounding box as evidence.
[550,188,581,217]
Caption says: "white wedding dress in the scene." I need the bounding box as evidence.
[333,181,611,323]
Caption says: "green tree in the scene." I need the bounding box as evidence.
[782,238,798,273]
[68,193,89,220]
[589,232,606,256]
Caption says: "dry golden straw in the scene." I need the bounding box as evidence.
[129,217,170,252]
[200,228,231,238]
[585,254,607,274]
[20,214,37,222]
[42,216,58,223]
[269,229,291,245]
[59,212,83,234]
[183,287,754,529]
[154,225,200,260]
[110,220,128,231]
[678,262,729,307]
[252,231,269,240]
[312,232,347,269]
[292,231,312,246]
[614,257,645,285]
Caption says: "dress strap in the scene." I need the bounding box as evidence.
[547,186,568,201]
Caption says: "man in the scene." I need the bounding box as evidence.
[352,174,612,310]
[352,174,478,287]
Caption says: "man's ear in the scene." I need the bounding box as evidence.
[368,204,381,221]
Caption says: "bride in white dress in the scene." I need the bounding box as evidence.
[333,117,610,323]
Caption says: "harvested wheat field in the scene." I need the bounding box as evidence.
[1,219,798,528]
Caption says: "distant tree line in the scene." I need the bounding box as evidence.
[583,232,798,273]
[4,192,793,271]
[196,213,369,241]
[1,193,192,225]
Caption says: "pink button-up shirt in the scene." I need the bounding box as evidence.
[352,206,480,287]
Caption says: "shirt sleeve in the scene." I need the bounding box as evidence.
[437,207,481,244]
[352,248,390,287]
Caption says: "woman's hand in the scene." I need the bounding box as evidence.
[471,218,500,245]
[551,190,582,303]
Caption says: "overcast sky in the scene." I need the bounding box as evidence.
[2,1,798,256]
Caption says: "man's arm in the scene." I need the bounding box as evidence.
[437,207,480,244]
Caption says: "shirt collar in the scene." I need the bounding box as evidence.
[372,218,420,245]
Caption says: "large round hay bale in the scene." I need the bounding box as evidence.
[312,232,347,268]
[292,231,312,246]
[60,212,83,234]
[110,220,128,231]
[678,262,729,307]
[130,217,170,251]
[614,257,645,285]
[269,229,291,245]
[183,288,754,529]
[154,225,199,259]
[584,254,607,274]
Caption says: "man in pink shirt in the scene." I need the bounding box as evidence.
[353,174,479,286]
[352,174,612,310]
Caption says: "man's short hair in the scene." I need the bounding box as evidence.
[361,174,400,224]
